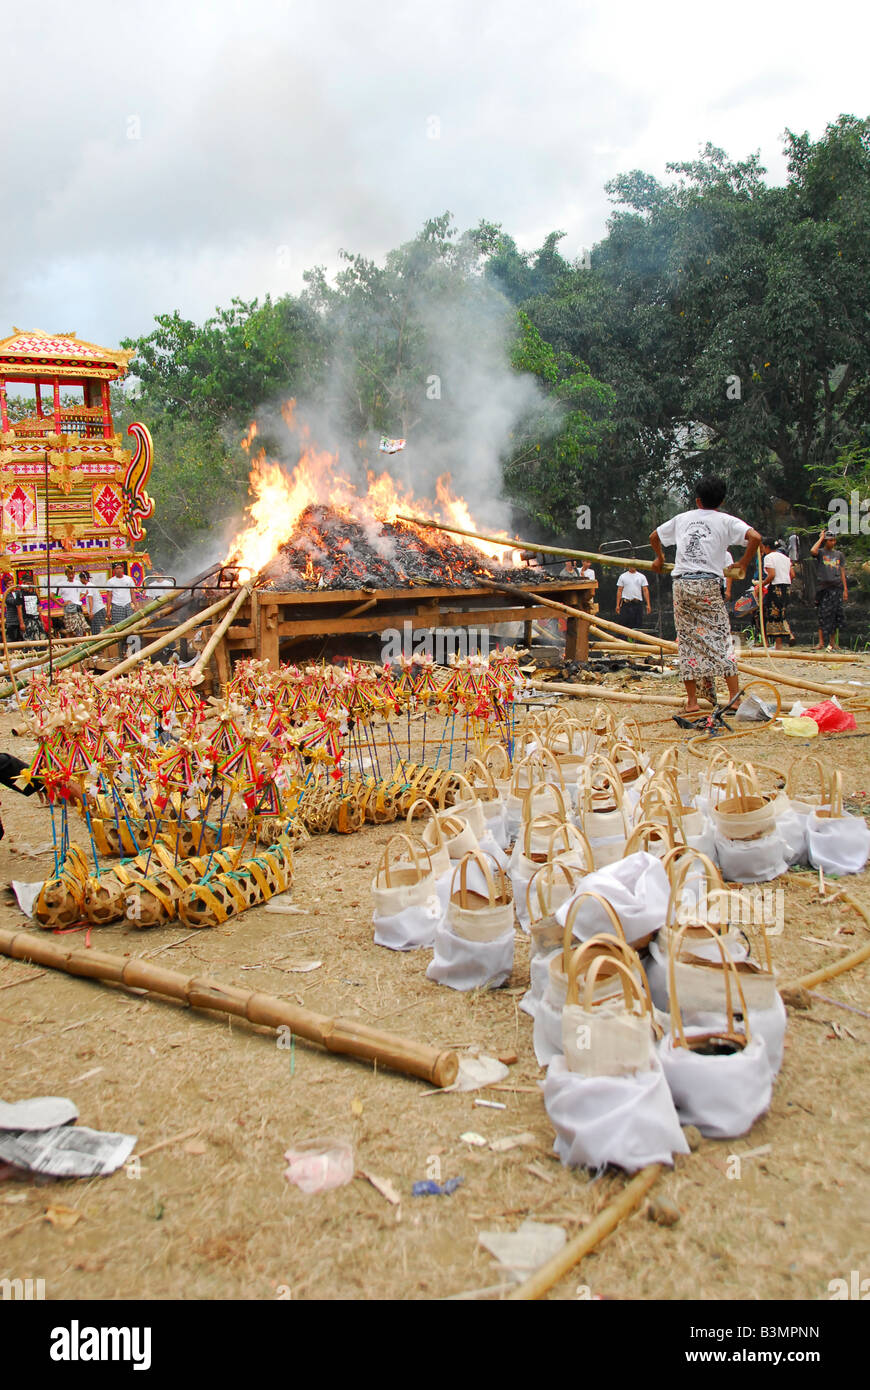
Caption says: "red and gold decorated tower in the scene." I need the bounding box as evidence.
[0,328,155,608]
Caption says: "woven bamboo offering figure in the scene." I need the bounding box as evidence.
[179,840,295,928]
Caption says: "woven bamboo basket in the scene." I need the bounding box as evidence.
[528,859,586,956]
[34,845,91,929]
[447,850,514,942]
[178,841,295,928]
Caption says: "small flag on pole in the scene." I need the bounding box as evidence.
[378,437,406,454]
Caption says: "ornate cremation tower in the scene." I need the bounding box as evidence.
[0,328,155,608]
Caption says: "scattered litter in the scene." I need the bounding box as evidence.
[496,1050,519,1065]
[182,1138,207,1155]
[441,1055,510,1093]
[474,1099,506,1110]
[0,1123,136,1178]
[736,694,775,721]
[350,1097,363,1117]
[778,717,819,738]
[284,961,322,973]
[68,1067,104,1085]
[459,1131,488,1148]
[525,1162,555,1184]
[0,1097,78,1132]
[489,1132,537,1153]
[44,1203,82,1230]
[283,1139,354,1194]
[9,881,43,918]
[647,1197,681,1227]
[358,1169,401,1205]
[479,1220,566,1281]
[263,894,306,915]
[803,700,857,733]
[412,1176,463,1197]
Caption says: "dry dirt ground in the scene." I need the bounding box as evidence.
[1,655,869,1302]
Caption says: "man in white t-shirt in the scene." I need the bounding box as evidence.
[106,563,136,654]
[650,475,760,716]
[615,563,651,630]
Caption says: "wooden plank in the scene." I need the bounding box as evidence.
[259,579,594,606]
[274,604,560,639]
[259,598,280,670]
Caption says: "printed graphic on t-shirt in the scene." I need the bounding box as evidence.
[681,522,713,566]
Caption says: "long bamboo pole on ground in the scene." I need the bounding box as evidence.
[94,592,235,686]
[395,513,673,573]
[506,1163,662,1300]
[529,681,691,708]
[0,928,459,1088]
[784,889,870,991]
[190,580,254,684]
[484,578,862,702]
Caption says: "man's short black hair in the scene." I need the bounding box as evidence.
[695,475,727,509]
[762,535,777,549]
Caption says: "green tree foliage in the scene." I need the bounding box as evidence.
[505,312,615,533]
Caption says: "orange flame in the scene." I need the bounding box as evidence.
[226,401,522,575]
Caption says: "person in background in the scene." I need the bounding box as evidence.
[615,562,651,630]
[759,538,795,649]
[4,578,23,646]
[10,570,47,644]
[106,563,137,657]
[650,474,760,717]
[145,573,177,664]
[579,562,596,583]
[79,571,106,635]
[55,564,90,638]
[559,558,578,578]
[810,528,848,650]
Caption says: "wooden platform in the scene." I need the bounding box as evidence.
[218,579,595,675]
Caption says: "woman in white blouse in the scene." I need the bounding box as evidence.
[761,538,795,649]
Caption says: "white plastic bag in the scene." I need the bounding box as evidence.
[713,827,789,883]
[543,1053,689,1172]
[807,774,870,874]
[555,852,670,948]
[426,919,514,991]
[659,1030,772,1137]
[659,924,774,1137]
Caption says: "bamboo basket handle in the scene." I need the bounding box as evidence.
[740,763,766,801]
[786,754,829,804]
[610,741,641,773]
[580,953,646,1015]
[528,860,585,925]
[463,756,498,800]
[666,850,724,928]
[705,888,774,972]
[668,921,752,1049]
[564,944,632,1010]
[521,781,568,825]
[482,742,511,781]
[522,812,561,857]
[828,770,843,818]
[548,822,595,873]
[406,798,442,839]
[453,849,497,911]
[562,891,626,972]
[437,771,476,811]
[587,752,621,783]
[615,717,643,747]
[625,819,675,856]
[382,832,430,885]
[654,744,681,775]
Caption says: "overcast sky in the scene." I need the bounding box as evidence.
[2,0,867,349]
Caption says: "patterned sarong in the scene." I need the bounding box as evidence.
[672,577,736,681]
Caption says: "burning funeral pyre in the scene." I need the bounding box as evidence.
[225,403,547,590]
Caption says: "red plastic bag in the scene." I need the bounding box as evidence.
[803,700,856,733]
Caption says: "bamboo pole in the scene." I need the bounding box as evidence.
[738,650,860,663]
[94,592,236,686]
[0,928,459,1088]
[395,513,673,573]
[506,1163,662,1300]
[529,681,691,707]
[190,581,254,683]
[0,608,181,682]
[484,578,861,702]
[0,590,188,699]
